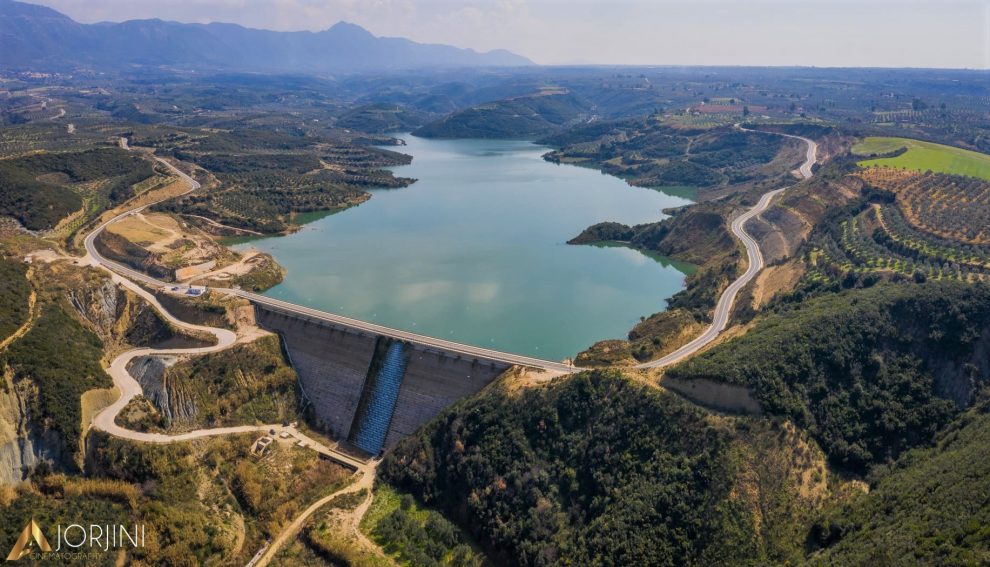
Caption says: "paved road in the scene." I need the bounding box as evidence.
[227,290,578,373]
[87,140,367,470]
[637,130,817,369]
[89,265,238,440]
[90,134,815,379]
[83,145,205,289]
[84,138,201,280]
[81,130,813,566]
[84,141,384,564]
[88,250,368,468]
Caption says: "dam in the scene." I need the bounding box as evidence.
[253,302,510,455]
[227,136,695,454]
[88,135,688,457]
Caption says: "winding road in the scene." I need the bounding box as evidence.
[73,129,815,565]
[85,141,367,471]
[86,130,816,450]
[82,141,379,565]
[86,209,368,468]
[82,130,819,447]
[85,131,819,428]
[637,129,817,369]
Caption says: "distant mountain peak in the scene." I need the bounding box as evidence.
[326,21,373,37]
[0,0,534,72]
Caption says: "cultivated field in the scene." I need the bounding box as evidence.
[801,166,990,286]
[854,137,990,180]
[859,167,990,245]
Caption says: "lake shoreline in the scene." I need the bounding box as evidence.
[229,134,695,360]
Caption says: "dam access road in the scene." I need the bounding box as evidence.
[638,128,818,369]
[79,129,813,564]
[85,130,817,447]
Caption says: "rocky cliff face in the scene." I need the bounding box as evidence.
[928,326,990,409]
[662,375,763,415]
[0,374,67,484]
[67,272,199,352]
[128,355,197,424]
[67,277,124,342]
[0,262,190,484]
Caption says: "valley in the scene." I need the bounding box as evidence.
[1,1,990,564]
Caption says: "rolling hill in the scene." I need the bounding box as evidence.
[414,91,589,138]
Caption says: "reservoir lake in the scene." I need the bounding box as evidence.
[233,135,694,361]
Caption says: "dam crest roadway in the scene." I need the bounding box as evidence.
[84,130,816,455]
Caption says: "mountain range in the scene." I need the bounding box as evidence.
[0,0,533,73]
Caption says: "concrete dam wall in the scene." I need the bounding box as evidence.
[254,304,509,455]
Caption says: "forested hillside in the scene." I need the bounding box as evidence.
[384,371,772,566]
[0,148,152,230]
[2,301,107,462]
[147,127,415,233]
[414,92,588,139]
[379,282,990,566]
[807,402,990,565]
[336,103,435,134]
[667,282,990,473]
[0,257,31,340]
[542,119,788,192]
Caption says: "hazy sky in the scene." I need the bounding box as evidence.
[35,0,990,69]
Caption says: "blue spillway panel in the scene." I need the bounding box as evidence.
[351,341,407,455]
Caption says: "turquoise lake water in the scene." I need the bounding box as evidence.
[234,135,694,361]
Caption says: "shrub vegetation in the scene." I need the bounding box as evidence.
[382,370,762,566]
[668,282,990,473]
[0,148,153,230]
[0,257,31,341]
[2,302,108,462]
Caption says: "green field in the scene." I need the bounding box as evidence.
[854,136,990,180]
